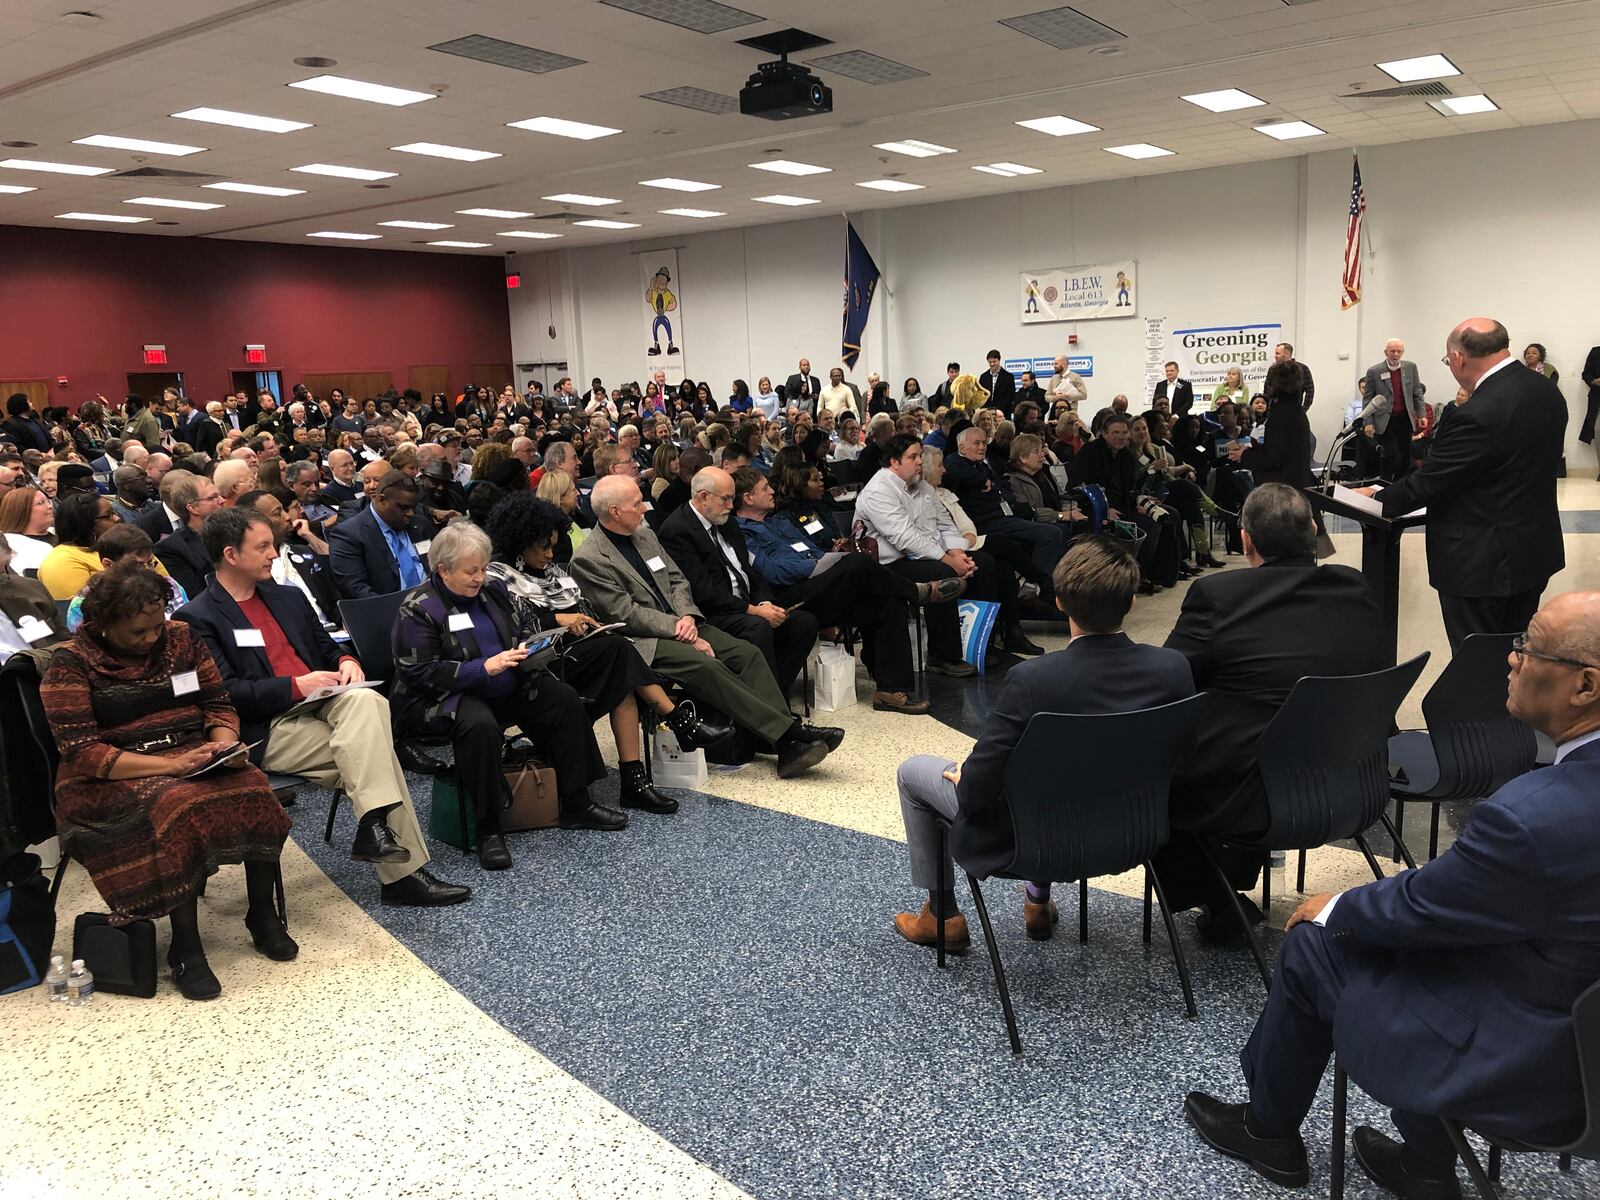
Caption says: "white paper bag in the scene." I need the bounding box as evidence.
[812,642,859,712]
[651,726,708,790]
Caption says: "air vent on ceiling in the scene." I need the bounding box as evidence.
[109,167,220,180]
[1281,0,1323,6]
[429,35,585,74]
[1340,81,1455,101]
[805,50,926,85]
[1000,6,1124,51]
[601,0,763,35]
[641,85,740,114]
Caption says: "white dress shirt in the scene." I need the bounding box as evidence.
[691,505,751,599]
[1046,372,1088,407]
[853,469,965,564]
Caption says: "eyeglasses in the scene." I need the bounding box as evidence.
[1511,632,1600,671]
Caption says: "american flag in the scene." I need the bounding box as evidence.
[1341,155,1366,310]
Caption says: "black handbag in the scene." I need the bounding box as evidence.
[73,911,158,998]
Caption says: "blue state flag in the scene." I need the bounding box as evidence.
[841,221,880,368]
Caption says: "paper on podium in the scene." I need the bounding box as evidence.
[1331,484,1424,519]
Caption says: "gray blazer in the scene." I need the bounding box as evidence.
[568,522,701,665]
[1359,359,1427,433]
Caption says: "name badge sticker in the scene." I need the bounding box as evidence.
[233,628,266,648]
[645,556,666,572]
[803,519,824,534]
[171,669,200,696]
[413,539,432,556]
[447,612,474,632]
[790,542,811,553]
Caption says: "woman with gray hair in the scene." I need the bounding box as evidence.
[388,520,619,870]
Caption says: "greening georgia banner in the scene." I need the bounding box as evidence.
[1020,261,1136,323]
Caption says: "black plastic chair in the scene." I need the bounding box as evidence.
[1388,634,1536,865]
[54,599,71,624]
[1330,978,1600,1198]
[937,696,1208,1055]
[1199,654,1429,990]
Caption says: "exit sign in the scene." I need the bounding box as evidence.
[142,344,168,366]
[505,274,521,289]
[244,344,267,364]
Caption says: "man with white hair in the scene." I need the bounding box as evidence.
[322,448,359,505]
[1045,354,1089,411]
[195,402,226,459]
[213,459,255,506]
[571,474,833,777]
[1359,338,1427,481]
[511,436,536,469]
[145,452,172,487]
[121,441,150,472]
[616,423,652,476]
[531,441,576,489]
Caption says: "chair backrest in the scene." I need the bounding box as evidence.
[54,599,70,624]
[1257,653,1429,849]
[1420,633,1537,800]
[336,589,407,682]
[829,458,858,488]
[0,656,61,844]
[1561,979,1600,1158]
[1000,696,1208,882]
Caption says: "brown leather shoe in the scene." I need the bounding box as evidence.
[894,902,970,952]
[873,690,930,714]
[1022,893,1060,940]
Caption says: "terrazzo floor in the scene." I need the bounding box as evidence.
[8,478,1600,1200]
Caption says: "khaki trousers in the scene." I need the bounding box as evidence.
[260,688,428,885]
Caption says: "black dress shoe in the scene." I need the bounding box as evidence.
[1001,630,1046,656]
[350,808,411,865]
[381,868,472,907]
[1353,1127,1463,1199]
[168,951,222,1000]
[1184,1092,1310,1188]
[244,911,299,961]
[1198,554,1226,569]
[395,743,449,776]
[800,723,845,751]
[777,737,829,778]
[559,801,628,831]
[621,782,679,814]
[1138,579,1157,596]
[925,655,977,678]
[476,833,512,870]
[1196,895,1266,945]
[665,701,735,752]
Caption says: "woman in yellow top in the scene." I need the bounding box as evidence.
[1210,365,1249,411]
[38,492,173,601]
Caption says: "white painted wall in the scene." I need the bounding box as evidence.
[510,116,1600,458]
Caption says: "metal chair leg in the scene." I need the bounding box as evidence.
[935,824,947,970]
[1147,861,1198,1020]
[323,792,340,844]
[1392,796,1406,864]
[273,861,289,934]
[49,853,71,900]
[801,659,811,718]
[966,872,1022,1057]
[1331,1064,1349,1200]
[1296,848,1307,894]
[1078,876,1088,945]
[1560,1151,1572,1172]
[1353,834,1387,882]
[1439,1119,1499,1200]
[1262,854,1272,913]
[1486,1144,1502,1183]
[1195,837,1272,990]
[1428,803,1442,862]
[455,766,473,855]
[1377,810,1418,870]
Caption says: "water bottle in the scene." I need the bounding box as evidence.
[65,959,94,1006]
[1269,850,1288,895]
[44,955,69,1002]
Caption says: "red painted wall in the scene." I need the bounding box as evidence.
[0,224,511,407]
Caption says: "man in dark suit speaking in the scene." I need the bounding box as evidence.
[1360,318,1565,650]
[1186,590,1600,1196]
[890,536,1194,950]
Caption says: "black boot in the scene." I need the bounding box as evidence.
[619,760,678,814]
[350,804,411,864]
[559,793,628,830]
[664,701,734,752]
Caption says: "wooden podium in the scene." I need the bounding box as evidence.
[1305,487,1426,665]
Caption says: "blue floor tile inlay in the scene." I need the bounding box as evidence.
[289,778,1600,1199]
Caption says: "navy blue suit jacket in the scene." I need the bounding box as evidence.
[952,633,1195,878]
[327,506,428,600]
[1329,739,1600,1142]
[176,579,346,764]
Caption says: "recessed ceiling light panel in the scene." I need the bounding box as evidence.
[599,0,762,35]
[748,159,830,176]
[390,142,501,162]
[288,75,436,106]
[500,229,564,239]
[506,116,621,139]
[874,139,956,158]
[0,184,37,194]
[659,207,725,218]
[856,179,925,192]
[73,134,205,156]
[56,212,150,223]
[1432,93,1497,115]
[1254,120,1325,140]
[457,207,534,219]
[543,193,620,206]
[291,163,397,180]
[0,158,113,176]
[379,220,454,230]
[204,181,305,196]
[124,196,224,210]
[574,219,641,229]
[428,240,491,248]
[1104,143,1174,159]
[1376,53,1460,83]
[1181,88,1265,113]
[973,162,1043,177]
[639,177,720,191]
[307,231,381,240]
[428,34,585,74]
[1016,115,1100,137]
[752,194,819,206]
[170,107,312,133]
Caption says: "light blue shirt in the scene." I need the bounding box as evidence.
[379,517,425,588]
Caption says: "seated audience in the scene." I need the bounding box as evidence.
[891,537,1193,948]
[153,472,223,600]
[328,471,433,599]
[135,468,188,541]
[0,485,57,574]
[855,413,897,479]
[178,507,467,908]
[38,491,125,600]
[240,489,341,629]
[569,475,833,777]
[1068,413,1180,588]
[656,446,706,516]
[321,449,360,505]
[42,563,292,1000]
[108,463,157,524]
[534,470,585,560]
[389,522,633,867]
[1187,590,1600,1197]
[1155,484,1384,939]
[65,524,186,631]
[944,426,1070,580]
[650,443,679,501]
[0,535,68,660]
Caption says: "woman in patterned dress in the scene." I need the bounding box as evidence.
[41,563,293,1000]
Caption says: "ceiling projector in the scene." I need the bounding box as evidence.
[740,59,832,120]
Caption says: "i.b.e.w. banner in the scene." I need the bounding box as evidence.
[1020,261,1136,324]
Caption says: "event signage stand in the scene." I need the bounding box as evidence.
[1305,486,1426,666]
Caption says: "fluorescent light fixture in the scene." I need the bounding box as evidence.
[288,74,436,106]
[379,220,454,230]
[574,219,640,229]
[972,162,1043,177]
[1104,143,1174,159]
[1432,93,1498,116]
[428,240,491,248]
[506,116,621,140]
[499,229,563,239]
[391,142,501,162]
[748,159,830,176]
[0,184,36,194]
[873,139,956,158]
[291,163,397,181]
[752,194,819,206]
[0,158,114,176]
[1254,120,1325,140]
[456,207,533,219]
[1181,88,1265,113]
[73,134,205,156]
[56,212,150,223]
[306,231,381,240]
[659,208,725,218]
[204,181,305,196]
[170,107,312,133]
[124,196,224,210]
[1015,115,1100,137]
[856,179,925,192]
[542,193,619,206]
[1376,53,1459,83]
[639,177,720,192]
